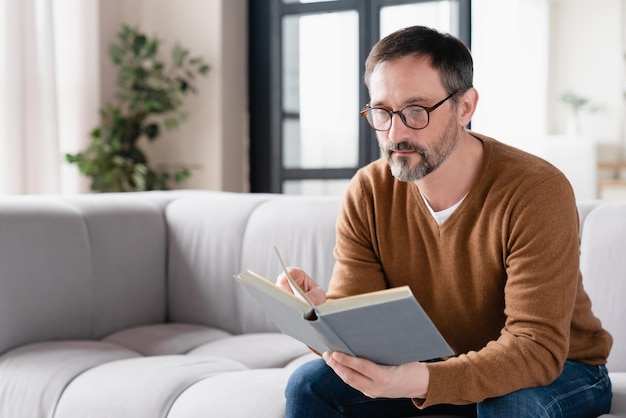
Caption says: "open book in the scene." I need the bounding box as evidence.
[234,249,453,366]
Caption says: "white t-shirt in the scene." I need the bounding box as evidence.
[419,191,466,225]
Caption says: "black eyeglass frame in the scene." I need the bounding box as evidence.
[360,91,459,131]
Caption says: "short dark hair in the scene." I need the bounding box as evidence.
[364,26,473,97]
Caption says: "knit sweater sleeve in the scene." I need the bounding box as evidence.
[327,169,390,299]
[419,172,581,407]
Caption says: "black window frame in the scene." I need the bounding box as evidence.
[248,0,471,193]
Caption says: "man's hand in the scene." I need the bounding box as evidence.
[275,267,327,306]
[322,351,430,400]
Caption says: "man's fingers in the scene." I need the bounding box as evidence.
[275,274,293,292]
[327,351,379,377]
[276,268,327,305]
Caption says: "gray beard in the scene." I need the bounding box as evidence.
[381,139,455,183]
[380,116,460,183]
[387,150,430,182]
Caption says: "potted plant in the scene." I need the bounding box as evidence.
[66,25,210,192]
[559,91,602,136]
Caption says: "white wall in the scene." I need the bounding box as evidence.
[99,0,248,192]
[472,0,622,145]
[548,0,622,144]
[471,0,623,200]
[471,0,551,149]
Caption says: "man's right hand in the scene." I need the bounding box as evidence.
[275,267,327,306]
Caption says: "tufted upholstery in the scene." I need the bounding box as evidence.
[0,192,623,417]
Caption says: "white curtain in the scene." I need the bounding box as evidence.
[0,0,99,195]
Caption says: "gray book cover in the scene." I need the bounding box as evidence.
[235,269,453,366]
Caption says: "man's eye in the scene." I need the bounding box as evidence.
[372,108,390,116]
[370,108,390,120]
[404,106,426,117]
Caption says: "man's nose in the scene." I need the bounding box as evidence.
[386,113,411,143]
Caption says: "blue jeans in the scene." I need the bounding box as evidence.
[285,359,612,418]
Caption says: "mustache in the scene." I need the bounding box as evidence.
[384,141,427,156]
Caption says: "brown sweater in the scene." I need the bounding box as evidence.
[327,133,612,407]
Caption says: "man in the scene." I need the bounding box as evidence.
[278,26,612,417]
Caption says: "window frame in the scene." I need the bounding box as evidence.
[248,0,471,193]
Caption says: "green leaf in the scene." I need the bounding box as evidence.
[174,168,190,183]
[164,117,179,130]
[177,78,189,92]
[171,44,190,67]
[146,39,159,57]
[112,156,126,167]
[135,163,148,175]
[133,34,147,54]
[144,123,160,140]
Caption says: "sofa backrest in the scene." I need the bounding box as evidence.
[1,191,624,373]
[580,201,626,372]
[0,193,177,354]
[166,193,341,334]
[0,191,341,355]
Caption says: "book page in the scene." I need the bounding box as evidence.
[317,286,413,316]
[236,270,311,312]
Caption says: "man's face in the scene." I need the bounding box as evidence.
[368,55,461,182]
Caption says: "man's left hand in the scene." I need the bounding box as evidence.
[322,351,430,399]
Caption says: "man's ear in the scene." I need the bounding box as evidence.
[457,87,479,127]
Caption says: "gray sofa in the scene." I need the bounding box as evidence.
[0,191,624,417]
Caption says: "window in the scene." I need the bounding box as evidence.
[249,0,471,194]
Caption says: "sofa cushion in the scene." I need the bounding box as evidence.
[166,369,292,418]
[166,193,272,333]
[65,197,169,338]
[0,341,139,418]
[580,202,626,372]
[577,199,603,233]
[187,333,311,369]
[53,355,246,418]
[0,200,94,354]
[102,323,231,356]
[608,373,626,415]
[0,195,170,355]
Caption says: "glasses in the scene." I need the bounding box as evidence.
[360,91,458,131]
